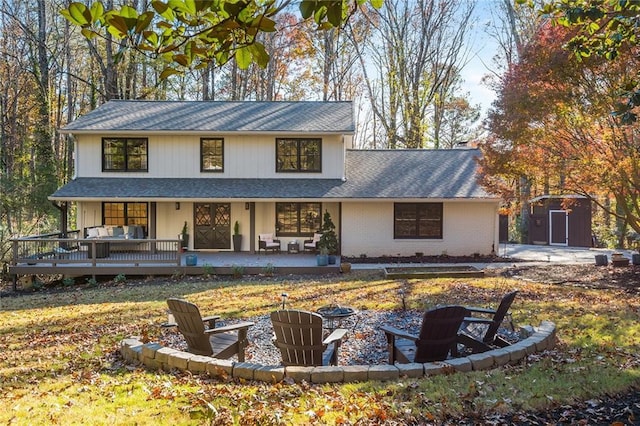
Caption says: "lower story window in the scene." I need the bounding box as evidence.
[103,202,148,233]
[394,203,443,239]
[276,202,321,236]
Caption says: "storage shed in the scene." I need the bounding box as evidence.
[528,195,592,247]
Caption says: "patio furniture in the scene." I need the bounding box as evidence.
[456,290,518,354]
[85,225,146,253]
[380,305,470,364]
[287,241,299,254]
[270,309,347,366]
[82,240,110,258]
[166,298,254,361]
[258,233,281,253]
[53,246,75,259]
[303,233,322,252]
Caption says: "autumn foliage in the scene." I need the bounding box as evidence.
[480,22,640,233]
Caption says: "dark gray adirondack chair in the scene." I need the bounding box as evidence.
[270,309,347,366]
[166,298,254,361]
[380,305,470,364]
[456,290,518,353]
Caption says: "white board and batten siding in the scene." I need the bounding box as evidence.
[77,200,342,252]
[75,134,345,179]
[341,201,499,257]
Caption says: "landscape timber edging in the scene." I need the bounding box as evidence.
[120,321,556,384]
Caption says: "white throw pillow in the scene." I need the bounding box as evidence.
[313,233,322,242]
[97,227,109,238]
[87,228,99,238]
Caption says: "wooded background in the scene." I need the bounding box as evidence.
[0,0,486,255]
[1,0,639,270]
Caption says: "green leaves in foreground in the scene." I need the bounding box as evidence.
[60,0,382,75]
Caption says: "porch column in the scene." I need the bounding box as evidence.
[339,202,342,255]
[52,201,68,236]
[249,202,255,254]
[149,202,157,238]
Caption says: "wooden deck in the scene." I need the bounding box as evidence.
[9,235,340,282]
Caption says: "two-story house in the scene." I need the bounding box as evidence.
[51,100,500,257]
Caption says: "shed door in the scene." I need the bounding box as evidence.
[549,210,568,246]
[194,203,231,249]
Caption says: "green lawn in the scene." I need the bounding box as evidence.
[1,271,639,424]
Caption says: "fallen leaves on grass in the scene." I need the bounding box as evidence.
[1,268,640,424]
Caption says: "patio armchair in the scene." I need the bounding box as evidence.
[258,233,281,253]
[303,233,323,252]
[380,305,470,364]
[270,309,347,366]
[456,291,518,354]
[166,298,254,361]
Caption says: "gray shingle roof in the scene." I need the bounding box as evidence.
[61,100,354,134]
[341,149,492,199]
[50,149,496,200]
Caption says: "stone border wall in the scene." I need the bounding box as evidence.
[120,321,555,383]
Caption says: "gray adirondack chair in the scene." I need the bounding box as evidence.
[456,290,518,353]
[166,298,254,361]
[270,309,347,366]
[380,305,470,363]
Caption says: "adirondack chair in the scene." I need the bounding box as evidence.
[270,309,347,366]
[456,290,518,354]
[380,305,470,364]
[166,298,254,361]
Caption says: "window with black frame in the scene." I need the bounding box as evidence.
[394,203,443,239]
[103,202,148,232]
[275,202,321,236]
[276,138,321,172]
[201,138,224,172]
[102,138,148,171]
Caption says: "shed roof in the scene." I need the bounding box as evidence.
[50,149,497,201]
[61,100,355,134]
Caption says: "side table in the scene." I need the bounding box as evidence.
[287,241,299,254]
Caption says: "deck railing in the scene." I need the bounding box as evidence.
[11,232,181,267]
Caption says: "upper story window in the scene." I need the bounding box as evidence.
[201,138,224,172]
[276,138,321,172]
[394,203,443,239]
[102,138,148,172]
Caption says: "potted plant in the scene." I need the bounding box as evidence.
[316,247,329,266]
[233,220,242,252]
[319,210,338,264]
[179,221,189,251]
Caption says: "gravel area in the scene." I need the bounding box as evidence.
[162,309,428,365]
[160,309,521,366]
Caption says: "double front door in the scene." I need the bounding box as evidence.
[194,203,231,249]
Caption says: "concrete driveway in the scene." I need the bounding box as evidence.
[497,243,633,264]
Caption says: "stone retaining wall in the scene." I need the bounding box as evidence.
[120,321,556,383]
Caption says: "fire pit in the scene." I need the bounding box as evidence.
[317,304,356,330]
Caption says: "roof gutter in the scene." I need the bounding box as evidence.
[49,196,502,203]
[58,129,355,136]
